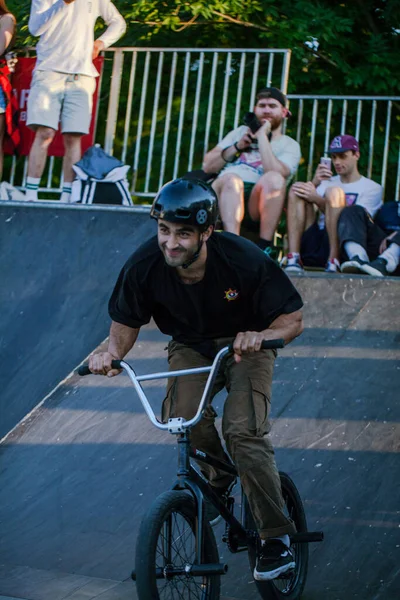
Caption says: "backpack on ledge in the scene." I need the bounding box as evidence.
[375,201,400,233]
[71,145,133,206]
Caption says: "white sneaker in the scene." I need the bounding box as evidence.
[282,253,304,274]
[341,255,369,274]
[325,258,340,273]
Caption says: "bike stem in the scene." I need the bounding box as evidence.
[177,431,191,476]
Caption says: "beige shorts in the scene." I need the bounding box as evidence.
[27,70,96,134]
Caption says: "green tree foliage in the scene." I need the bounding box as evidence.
[6,1,399,202]
[8,0,400,94]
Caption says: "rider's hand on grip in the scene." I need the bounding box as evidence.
[232,333,285,363]
[88,352,122,377]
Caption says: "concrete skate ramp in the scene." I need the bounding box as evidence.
[0,201,155,439]
[0,208,399,599]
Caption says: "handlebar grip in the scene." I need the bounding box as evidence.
[77,359,123,376]
[227,338,285,353]
[260,338,285,350]
[78,365,92,376]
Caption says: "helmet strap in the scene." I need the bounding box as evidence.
[182,234,204,269]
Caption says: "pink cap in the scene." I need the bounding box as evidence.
[328,135,359,153]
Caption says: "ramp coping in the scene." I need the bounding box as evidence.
[0,200,151,214]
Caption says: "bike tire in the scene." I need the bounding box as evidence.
[135,490,221,600]
[244,472,309,600]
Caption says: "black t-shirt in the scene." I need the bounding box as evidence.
[109,232,303,354]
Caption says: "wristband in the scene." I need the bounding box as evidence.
[234,142,241,153]
[221,147,238,163]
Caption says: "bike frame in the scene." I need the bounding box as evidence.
[116,345,255,564]
[112,343,323,574]
[172,431,250,562]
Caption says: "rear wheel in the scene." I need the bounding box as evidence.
[135,490,221,599]
[244,472,309,599]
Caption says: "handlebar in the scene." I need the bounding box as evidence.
[77,339,284,377]
[77,339,285,433]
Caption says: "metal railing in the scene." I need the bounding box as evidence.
[4,47,400,201]
[5,47,291,198]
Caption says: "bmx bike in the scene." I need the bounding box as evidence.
[79,339,323,599]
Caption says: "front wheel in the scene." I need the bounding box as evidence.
[244,472,309,599]
[135,490,221,600]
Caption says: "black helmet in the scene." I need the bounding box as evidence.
[150,178,218,232]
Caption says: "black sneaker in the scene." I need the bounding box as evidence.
[361,257,389,277]
[254,539,295,581]
[340,255,369,274]
[204,479,236,525]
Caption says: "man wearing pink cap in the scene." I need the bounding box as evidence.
[282,134,383,274]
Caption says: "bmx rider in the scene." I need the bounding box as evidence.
[89,177,304,581]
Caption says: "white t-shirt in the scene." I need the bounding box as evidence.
[316,175,383,228]
[217,125,301,183]
[29,0,126,77]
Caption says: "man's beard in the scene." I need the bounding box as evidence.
[269,114,283,131]
[161,243,197,268]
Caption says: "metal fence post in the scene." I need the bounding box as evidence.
[104,49,124,155]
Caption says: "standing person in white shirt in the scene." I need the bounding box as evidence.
[202,87,301,259]
[282,135,383,274]
[25,0,126,202]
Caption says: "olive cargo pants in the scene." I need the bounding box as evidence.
[162,339,296,538]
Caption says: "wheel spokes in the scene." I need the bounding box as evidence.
[155,509,210,598]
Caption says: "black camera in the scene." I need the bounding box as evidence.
[243,112,262,134]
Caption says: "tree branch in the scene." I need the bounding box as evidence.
[305,47,339,69]
[127,12,338,72]
[211,9,270,32]
[176,14,199,32]
[127,10,271,33]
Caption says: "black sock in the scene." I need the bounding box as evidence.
[257,238,272,250]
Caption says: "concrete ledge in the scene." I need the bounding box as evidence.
[0,199,151,214]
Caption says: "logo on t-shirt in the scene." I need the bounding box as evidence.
[345,193,358,206]
[224,288,239,301]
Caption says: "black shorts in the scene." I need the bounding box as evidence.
[300,221,329,267]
